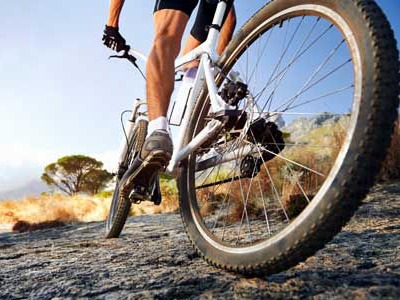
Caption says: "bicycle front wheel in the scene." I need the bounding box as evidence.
[105,119,147,238]
[178,0,399,274]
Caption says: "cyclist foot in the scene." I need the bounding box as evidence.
[121,130,173,204]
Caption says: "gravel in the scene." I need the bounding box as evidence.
[0,182,399,299]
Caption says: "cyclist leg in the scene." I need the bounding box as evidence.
[147,1,198,122]
[217,6,236,54]
[146,10,189,122]
[122,2,199,199]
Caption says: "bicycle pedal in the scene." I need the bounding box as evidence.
[129,185,150,204]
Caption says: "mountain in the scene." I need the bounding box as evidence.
[282,113,348,142]
[0,179,48,201]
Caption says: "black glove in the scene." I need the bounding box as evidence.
[102,25,127,52]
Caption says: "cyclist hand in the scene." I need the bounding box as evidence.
[102,25,127,52]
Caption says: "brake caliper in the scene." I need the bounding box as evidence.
[220,80,248,107]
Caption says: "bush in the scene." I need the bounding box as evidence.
[379,116,400,181]
[94,190,113,199]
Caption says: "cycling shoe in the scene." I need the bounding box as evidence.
[121,130,173,203]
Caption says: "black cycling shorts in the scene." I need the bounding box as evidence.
[154,0,198,16]
[154,0,234,42]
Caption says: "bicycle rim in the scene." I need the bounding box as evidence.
[105,119,148,237]
[181,0,399,264]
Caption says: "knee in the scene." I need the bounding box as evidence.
[152,30,182,58]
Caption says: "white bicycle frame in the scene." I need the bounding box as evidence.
[116,1,238,175]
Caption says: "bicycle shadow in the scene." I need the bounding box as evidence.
[0,220,104,246]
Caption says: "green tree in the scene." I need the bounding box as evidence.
[41,155,113,196]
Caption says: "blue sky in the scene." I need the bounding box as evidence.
[0,0,399,194]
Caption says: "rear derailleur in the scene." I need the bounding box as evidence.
[196,118,285,189]
[196,78,285,186]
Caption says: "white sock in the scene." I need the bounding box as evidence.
[147,116,170,137]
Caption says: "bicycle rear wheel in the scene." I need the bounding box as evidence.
[105,119,147,238]
[178,0,399,274]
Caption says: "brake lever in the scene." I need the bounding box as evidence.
[108,46,138,65]
[109,46,128,59]
[108,46,146,80]
[108,53,126,59]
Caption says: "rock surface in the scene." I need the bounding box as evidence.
[0,182,399,299]
[282,113,347,142]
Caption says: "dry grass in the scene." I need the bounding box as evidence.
[2,118,397,231]
[195,116,399,224]
[279,124,346,217]
[199,191,226,217]
[0,194,112,225]
[212,123,347,222]
[0,177,180,230]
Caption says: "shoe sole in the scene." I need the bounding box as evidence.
[120,150,171,202]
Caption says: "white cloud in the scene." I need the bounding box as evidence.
[0,143,59,169]
[90,149,119,172]
[0,143,58,191]
[0,143,119,170]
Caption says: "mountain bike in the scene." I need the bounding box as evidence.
[105,0,399,275]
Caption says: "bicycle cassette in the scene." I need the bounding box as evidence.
[247,118,285,161]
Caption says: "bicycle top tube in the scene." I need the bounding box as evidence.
[129,40,219,72]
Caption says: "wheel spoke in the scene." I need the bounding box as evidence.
[211,173,236,233]
[247,28,275,86]
[267,112,349,116]
[258,148,290,222]
[248,141,325,177]
[254,126,312,205]
[233,144,253,244]
[251,155,272,236]
[236,146,259,243]
[254,18,304,108]
[283,84,354,112]
[253,20,330,103]
[257,170,272,236]
[188,10,363,251]
[280,39,346,112]
[276,59,352,112]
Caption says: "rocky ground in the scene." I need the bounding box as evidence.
[0,182,399,299]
